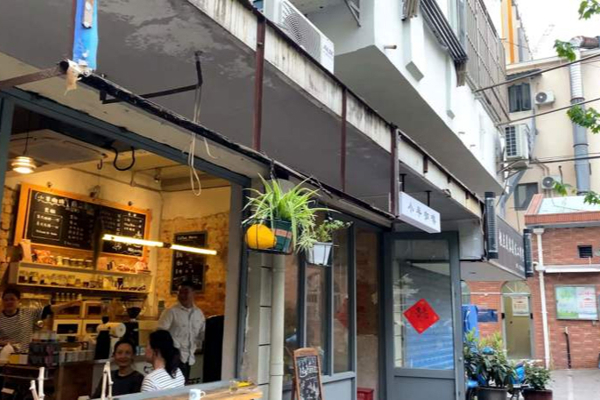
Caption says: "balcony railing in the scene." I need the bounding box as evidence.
[464,0,509,123]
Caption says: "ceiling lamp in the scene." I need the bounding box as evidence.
[11,156,37,174]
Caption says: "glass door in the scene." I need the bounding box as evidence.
[383,232,464,400]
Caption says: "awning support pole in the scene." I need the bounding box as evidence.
[253,16,267,152]
[390,127,399,215]
[341,89,347,192]
[0,66,65,91]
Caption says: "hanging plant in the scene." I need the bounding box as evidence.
[305,218,351,266]
[243,176,326,254]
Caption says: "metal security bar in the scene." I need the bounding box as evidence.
[464,0,509,122]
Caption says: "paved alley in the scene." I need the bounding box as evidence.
[550,370,600,400]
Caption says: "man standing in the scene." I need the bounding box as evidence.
[158,281,205,383]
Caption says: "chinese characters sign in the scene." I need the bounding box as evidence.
[403,299,440,334]
[398,192,441,233]
[555,286,598,320]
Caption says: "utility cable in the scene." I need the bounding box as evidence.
[476,51,600,93]
[501,95,600,125]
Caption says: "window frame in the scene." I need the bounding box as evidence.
[508,83,532,112]
[514,182,538,211]
[578,245,593,259]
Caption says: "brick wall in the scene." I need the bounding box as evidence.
[0,186,17,279]
[157,212,229,317]
[469,227,600,369]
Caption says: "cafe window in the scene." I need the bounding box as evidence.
[1,105,245,395]
[514,183,538,210]
[284,218,354,378]
[509,83,532,112]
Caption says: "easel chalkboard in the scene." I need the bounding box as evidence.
[292,348,324,400]
[15,183,151,258]
[170,231,207,292]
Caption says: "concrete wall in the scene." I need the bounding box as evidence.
[504,54,600,229]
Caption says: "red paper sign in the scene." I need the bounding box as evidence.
[403,299,440,334]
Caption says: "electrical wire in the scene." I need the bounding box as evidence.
[111,146,136,171]
[476,51,600,93]
[501,95,600,125]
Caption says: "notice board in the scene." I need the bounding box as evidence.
[555,285,598,320]
[293,348,324,400]
[170,231,207,292]
[15,183,151,258]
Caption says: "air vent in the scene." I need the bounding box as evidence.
[578,245,593,259]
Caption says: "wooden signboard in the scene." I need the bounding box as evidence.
[171,231,207,292]
[15,183,151,258]
[292,348,324,400]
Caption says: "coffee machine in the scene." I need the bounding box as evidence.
[121,298,144,351]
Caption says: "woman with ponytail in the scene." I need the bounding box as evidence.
[141,330,185,392]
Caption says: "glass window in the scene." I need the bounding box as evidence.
[461,281,471,305]
[509,83,532,112]
[333,227,350,373]
[306,265,328,370]
[514,183,538,210]
[393,240,454,370]
[284,255,299,381]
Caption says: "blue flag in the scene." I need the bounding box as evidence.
[72,0,98,70]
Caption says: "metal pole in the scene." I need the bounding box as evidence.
[341,89,347,192]
[253,17,266,152]
[269,255,286,400]
[535,228,551,369]
[390,127,399,215]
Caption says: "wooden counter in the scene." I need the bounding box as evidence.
[141,386,262,400]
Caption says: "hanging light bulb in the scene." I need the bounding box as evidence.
[11,156,36,174]
[13,113,36,174]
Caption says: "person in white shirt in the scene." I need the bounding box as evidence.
[157,280,205,382]
[141,330,185,392]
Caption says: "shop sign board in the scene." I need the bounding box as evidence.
[397,192,441,233]
[496,217,526,278]
[556,286,598,320]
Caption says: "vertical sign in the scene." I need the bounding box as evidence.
[293,348,324,400]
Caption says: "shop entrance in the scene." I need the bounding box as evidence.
[384,232,463,400]
[502,281,533,360]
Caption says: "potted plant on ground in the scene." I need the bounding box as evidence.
[464,333,515,400]
[523,362,553,400]
[305,218,351,266]
[243,176,325,254]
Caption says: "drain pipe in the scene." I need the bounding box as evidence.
[568,36,600,193]
[534,228,551,368]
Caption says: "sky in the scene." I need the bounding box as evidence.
[516,0,599,58]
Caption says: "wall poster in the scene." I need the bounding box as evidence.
[511,296,530,316]
[555,286,598,320]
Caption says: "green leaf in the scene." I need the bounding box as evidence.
[554,40,576,61]
[579,0,600,19]
[568,105,600,134]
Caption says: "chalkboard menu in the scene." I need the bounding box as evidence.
[17,184,149,257]
[293,348,324,400]
[171,232,207,292]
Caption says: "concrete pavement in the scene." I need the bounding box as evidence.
[549,369,600,400]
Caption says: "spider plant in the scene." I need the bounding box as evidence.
[243,175,328,252]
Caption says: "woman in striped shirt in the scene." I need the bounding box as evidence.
[141,330,185,392]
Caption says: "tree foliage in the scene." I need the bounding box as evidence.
[549,1,600,207]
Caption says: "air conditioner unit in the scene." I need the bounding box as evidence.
[535,91,555,105]
[263,0,335,72]
[504,124,530,168]
[541,175,562,190]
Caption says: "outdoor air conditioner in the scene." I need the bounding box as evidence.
[263,0,335,72]
[535,91,555,105]
[541,175,562,190]
[504,124,530,168]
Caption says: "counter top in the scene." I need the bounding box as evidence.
[140,387,262,400]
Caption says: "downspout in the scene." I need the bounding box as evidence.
[568,36,600,193]
[534,228,551,368]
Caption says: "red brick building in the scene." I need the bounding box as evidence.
[469,195,600,369]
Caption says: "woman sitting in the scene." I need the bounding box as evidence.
[92,339,144,398]
[141,330,185,392]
